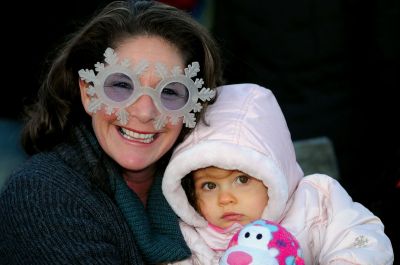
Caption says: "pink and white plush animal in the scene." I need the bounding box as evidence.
[219,219,304,265]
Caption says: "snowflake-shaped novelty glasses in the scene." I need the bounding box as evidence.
[78,48,215,129]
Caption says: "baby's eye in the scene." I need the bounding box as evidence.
[236,175,249,184]
[202,182,216,191]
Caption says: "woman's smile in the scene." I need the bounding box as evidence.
[119,126,155,144]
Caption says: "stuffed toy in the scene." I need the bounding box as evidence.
[219,219,304,265]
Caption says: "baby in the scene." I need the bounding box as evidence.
[162,83,394,264]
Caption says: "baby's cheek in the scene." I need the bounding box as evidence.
[197,199,213,218]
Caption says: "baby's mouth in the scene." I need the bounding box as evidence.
[222,212,244,221]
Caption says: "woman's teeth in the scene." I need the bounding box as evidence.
[120,127,155,143]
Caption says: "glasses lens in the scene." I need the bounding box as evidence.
[104,73,134,102]
[160,82,189,110]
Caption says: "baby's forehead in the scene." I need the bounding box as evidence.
[192,166,247,180]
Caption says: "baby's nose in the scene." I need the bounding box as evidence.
[218,190,236,205]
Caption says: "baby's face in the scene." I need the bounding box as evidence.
[193,167,269,229]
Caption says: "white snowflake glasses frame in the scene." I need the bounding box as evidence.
[78,47,215,129]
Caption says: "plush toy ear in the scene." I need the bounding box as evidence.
[263,219,304,265]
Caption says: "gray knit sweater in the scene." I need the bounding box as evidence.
[0,125,190,264]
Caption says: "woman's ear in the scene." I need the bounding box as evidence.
[79,79,92,115]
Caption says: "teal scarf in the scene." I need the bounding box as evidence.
[110,166,191,264]
[76,124,191,264]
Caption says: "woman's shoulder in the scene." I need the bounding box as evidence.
[8,148,87,187]
[0,144,97,209]
[0,146,139,264]
[0,144,118,230]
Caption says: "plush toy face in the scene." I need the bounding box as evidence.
[219,219,304,265]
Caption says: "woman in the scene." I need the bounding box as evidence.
[0,1,223,264]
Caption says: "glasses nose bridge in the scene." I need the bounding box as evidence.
[139,66,161,89]
[134,85,160,108]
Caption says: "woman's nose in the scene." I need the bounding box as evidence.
[127,95,159,125]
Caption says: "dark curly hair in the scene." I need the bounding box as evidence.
[22,0,224,156]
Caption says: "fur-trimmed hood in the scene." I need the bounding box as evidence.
[162,83,304,228]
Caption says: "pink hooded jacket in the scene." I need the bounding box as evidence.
[162,83,394,265]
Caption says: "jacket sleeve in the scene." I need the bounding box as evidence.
[167,222,221,265]
[294,174,394,265]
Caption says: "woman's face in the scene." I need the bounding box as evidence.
[80,36,184,173]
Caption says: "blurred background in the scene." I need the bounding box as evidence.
[1,0,399,258]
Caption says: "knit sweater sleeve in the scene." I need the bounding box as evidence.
[0,155,142,265]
